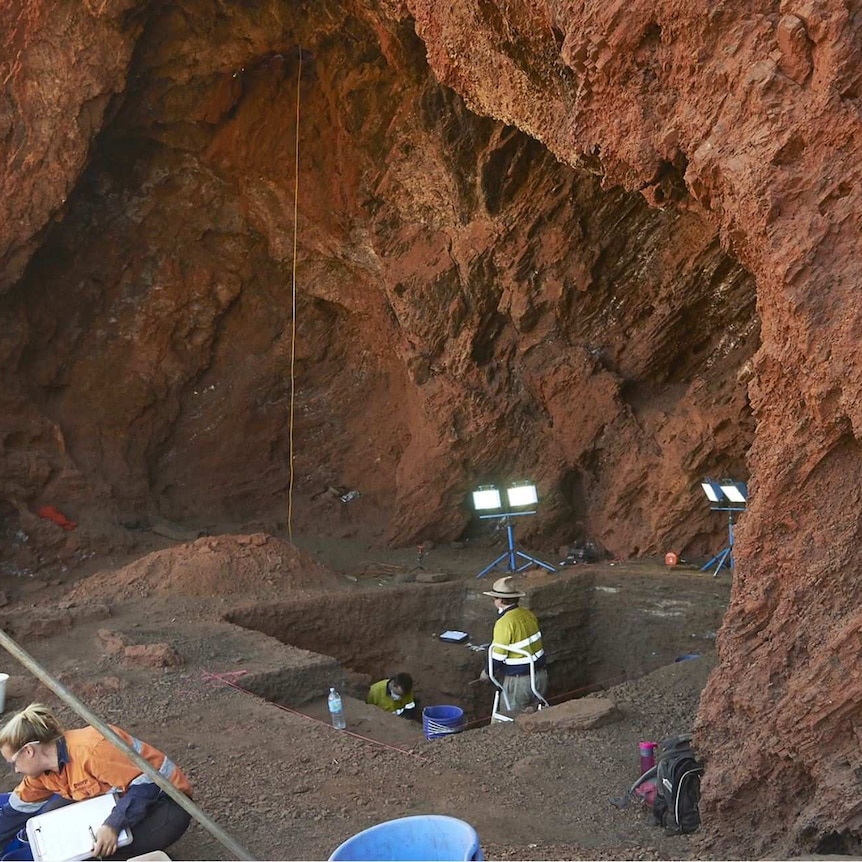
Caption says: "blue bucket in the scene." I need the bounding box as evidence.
[422,705,464,740]
[1,831,32,862]
[0,794,37,862]
[328,814,483,861]
[1,845,32,862]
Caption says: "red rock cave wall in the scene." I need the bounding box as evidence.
[2,0,860,855]
[411,0,862,856]
[1,0,754,556]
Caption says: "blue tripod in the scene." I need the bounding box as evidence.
[701,507,743,577]
[476,514,557,578]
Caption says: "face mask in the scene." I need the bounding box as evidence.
[389,687,402,701]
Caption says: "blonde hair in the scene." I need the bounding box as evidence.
[0,703,64,750]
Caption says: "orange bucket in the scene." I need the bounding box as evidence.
[664,551,679,566]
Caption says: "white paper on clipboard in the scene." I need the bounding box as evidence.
[26,792,132,862]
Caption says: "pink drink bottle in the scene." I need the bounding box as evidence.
[639,740,658,775]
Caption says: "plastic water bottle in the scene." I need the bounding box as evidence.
[328,687,346,730]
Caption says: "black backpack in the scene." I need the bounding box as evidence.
[652,734,704,834]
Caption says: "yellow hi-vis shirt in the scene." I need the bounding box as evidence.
[367,679,416,715]
[490,605,546,676]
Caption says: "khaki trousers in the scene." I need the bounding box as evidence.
[493,669,548,721]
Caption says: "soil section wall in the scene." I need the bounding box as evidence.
[228,567,729,719]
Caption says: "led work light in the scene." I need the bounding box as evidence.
[719,480,748,504]
[700,476,748,577]
[470,481,555,578]
[472,486,503,511]
[506,482,539,508]
[700,479,723,504]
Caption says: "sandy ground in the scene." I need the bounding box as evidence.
[0,532,735,861]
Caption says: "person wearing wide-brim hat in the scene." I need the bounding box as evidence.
[481,576,548,718]
[481,577,527,600]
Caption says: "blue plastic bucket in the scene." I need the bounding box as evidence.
[1,846,32,862]
[0,830,32,862]
[0,794,38,862]
[422,705,464,740]
[328,814,483,861]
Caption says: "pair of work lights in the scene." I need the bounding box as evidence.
[470,481,555,578]
[700,477,748,577]
[700,479,748,506]
[471,482,539,513]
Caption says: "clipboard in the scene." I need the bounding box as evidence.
[439,630,469,643]
[26,792,132,861]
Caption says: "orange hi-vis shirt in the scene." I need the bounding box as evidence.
[13,726,192,816]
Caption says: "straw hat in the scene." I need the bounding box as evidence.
[482,576,526,599]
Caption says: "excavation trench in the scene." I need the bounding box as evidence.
[224,566,729,730]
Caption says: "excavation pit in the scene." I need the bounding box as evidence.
[224,563,730,731]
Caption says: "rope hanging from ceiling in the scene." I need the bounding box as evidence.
[287,47,302,541]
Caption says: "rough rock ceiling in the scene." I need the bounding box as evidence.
[0,0,756,552]
[1,0,860,856]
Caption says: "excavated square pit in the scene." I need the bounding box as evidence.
[224,565,729,725]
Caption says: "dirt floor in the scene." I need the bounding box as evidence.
[0,529,740,861]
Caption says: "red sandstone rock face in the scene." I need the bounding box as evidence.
[1,0,858,854]
[409,1,862,856]
[0,0,142,291]
[0,0,754,558]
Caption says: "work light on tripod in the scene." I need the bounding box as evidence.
[471,482,556,578]
[700,477,748,576]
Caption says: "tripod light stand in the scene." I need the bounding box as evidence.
[700,478,747,577]
[472,482,557,578]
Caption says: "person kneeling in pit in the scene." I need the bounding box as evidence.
[366,673,419,720]
[0,702,192,860]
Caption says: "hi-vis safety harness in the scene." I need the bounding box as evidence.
[489,630,545,668]
[487,606,549,722]
[489,605,547,675]
[487,643,550,722]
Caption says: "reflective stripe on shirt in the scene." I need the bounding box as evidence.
[491,605,546,675]
[501,648,545,665]
[8,793,45,814]
[510,631,542,650]
[130,755,178,786]
[491,630,543,662]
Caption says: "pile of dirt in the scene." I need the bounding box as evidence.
[64,533,345,603]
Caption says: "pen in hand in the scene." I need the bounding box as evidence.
[88,825,102,860]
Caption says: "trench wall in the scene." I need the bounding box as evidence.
[226,568,729,715]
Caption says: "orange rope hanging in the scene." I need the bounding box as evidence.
[287,49,302,541]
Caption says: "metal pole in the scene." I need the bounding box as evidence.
[728,511,735,568]
[0,627,256,861]
[506,524,517,571]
